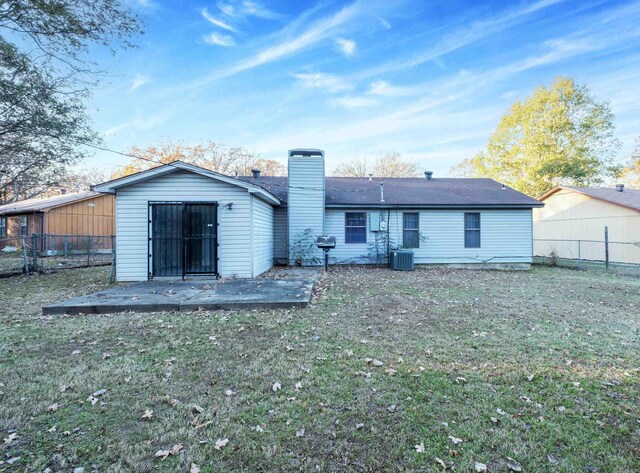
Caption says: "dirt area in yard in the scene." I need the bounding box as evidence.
[0,265,639,472]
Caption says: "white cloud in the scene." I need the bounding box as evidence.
[203,33,236,47]
[352,0,565,80]
[334,96,377,109]
[291,72,353,93]
[130,73,151,90]
[368,80,413,96]
[103,122,129,137]
[378,17,391,29]
[201,7,237,33]
[190,1,371,88]
[336,38,356,56]
[241,1,285,21]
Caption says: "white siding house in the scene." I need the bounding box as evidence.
[96,149,541,281]
[96,163,279,281]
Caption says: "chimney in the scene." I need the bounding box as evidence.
[251,168,261,179]
[287,148,325,265]
[424,171,433,180]
[60,188,67,195]
[616,184,624,192]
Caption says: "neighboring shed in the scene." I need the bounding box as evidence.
[0,192,115,241]
[534,185,640,264]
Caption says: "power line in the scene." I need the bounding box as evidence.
[86,143,387,194]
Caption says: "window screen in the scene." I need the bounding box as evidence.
[464,212,481,248]
[403,213,420,248]
[345,212,367,244]
[19,215,28,236]
[0,217,5,238]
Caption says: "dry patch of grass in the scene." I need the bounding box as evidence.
[1,266,639,472]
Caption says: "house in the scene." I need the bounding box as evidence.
[534,185,640,264]
[0,191,115,242]
[95,149,542,281]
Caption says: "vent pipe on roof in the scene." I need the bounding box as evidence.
[251,168,261,179]
[616,183,624,192]
[368,173,373,182]
[60,188,67,195]
[424,171,433,180]
[380,182,385,203]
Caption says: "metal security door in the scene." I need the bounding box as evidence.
[150,202,218,278]
[184,203,218,276]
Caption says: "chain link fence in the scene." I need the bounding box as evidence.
[0,234,115,278]
[534,236,640,274]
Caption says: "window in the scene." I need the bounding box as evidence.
[403,213,420,248]
[464,212,481,248]
[19,215,28,236]
[345,212,367,244]
[0,217,5,238]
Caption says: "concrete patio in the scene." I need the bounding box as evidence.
[42,277,315,315]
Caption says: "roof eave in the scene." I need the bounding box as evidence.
[325,203,543,209]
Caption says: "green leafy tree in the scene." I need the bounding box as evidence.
[451,77,620,196]
[0,1,142,203]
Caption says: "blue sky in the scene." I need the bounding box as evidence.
[86,0,640,176]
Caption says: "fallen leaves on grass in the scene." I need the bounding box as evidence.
[415,443,425,453]
[214,438,229,450]
[506,457,522,471]
[475,462,487,472]
[4,432,17,445]
[141,410,153,420]
[296,428,305,437]
[225,389,236,396]
[272,382,282,392]
[47,403,59,412]
[190,464,200,473]
[448,435,463,444]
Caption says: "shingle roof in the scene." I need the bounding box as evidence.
[238,176,542,207]
[0,192,99,215]
[544,186,640,212]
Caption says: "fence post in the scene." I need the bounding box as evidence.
[109,235,116,284]
[87,235,91,265]
[604,226,609,270]
[577,240,581,269]
[64,235,69,257]
[32,234,38,271]
[21,237,29,274]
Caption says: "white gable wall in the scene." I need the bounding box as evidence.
[116,170,259,281]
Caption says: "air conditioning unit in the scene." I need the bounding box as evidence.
[389,249,415,271]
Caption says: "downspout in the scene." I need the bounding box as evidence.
[387,208,390,263]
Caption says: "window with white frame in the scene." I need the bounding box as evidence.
[0,217,5,238]
[345,212,367,244]
[403,212,420,248]
[464,212,481,248]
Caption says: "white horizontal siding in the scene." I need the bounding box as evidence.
[115,170,253,281]
[288,156,324,265]
[273,206,288,263]
[324,208,533,265]
[251,196,274,276]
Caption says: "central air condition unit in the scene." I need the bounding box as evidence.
[389,249,415,271]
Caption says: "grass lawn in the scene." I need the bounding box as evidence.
[1,266,639,472]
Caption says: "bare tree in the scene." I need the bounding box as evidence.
[111,141,286,178]
[333,153,421,177]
